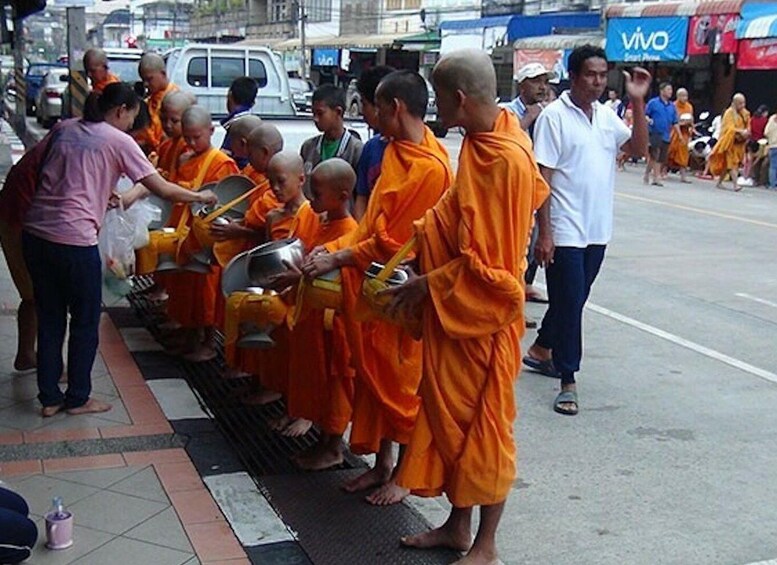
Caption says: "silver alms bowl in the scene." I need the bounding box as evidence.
[247,238,305,287]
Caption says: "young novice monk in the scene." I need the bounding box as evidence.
[165,106,239,361]
[138,52,178,154]
[226,115,264,182]
[158,91,197,181]
[256,151,319,431]
[267,159,358,468]
[301,85,363,195]
[303,70,453,505]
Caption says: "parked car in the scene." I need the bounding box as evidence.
[25,62,67,116]
[345,74,447,138]
[288,77,314,113]
[165,44,295,119]
[36,68,69,128]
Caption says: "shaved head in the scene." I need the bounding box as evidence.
[433,49,497,103]
[182,106,212,128]
[162,90,196,112]
[677,88,688,97]
[311,158,356,192]
[228,115,263,141]
[268,150,304,176]
[139,52,165,73]
[248,124,284,153]
[83,48,107,68]
[733,93,745,104]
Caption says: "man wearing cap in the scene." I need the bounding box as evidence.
[507,63,557,138]
[507,63,556,309]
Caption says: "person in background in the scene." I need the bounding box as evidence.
[83,48,120,94]
[644,82,678,187]
[22,84,217,418]
[353,65,395,221]
[0,485,37,564]
[604,88,623,115]
[764,110,777,189]
[750,104,769,141]
[709,93,751,191]
[221,77,259,168]
[137,52,178,154]
[667,88,694,184]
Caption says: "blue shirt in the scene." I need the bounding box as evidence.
[506,96,528,119]
[355,135,388,197]
[646,96,678,143]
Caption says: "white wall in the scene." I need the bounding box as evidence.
[380,0,481,36]
[304,0,341,40]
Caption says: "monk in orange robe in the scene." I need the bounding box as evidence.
[710,93,751,191]
[157,91,197,181]
[385,49,549,565]
[138,52,179,154]
[225,114,263,178]
[226,152,318,415]
[264,159,358,468]
[211,123,283,269]
[667,88,694,183]
[165,106,239,362]
[83,48,120,94]
[303,70,453,505]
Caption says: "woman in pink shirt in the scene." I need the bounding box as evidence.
[22,83,217,417]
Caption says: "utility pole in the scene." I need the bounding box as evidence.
[299,0,307,79]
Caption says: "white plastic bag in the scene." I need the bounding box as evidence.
[99,205,136,300]
[124,198,162,249]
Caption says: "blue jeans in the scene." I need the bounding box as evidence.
[769,148,777,189]
[0,486,37,564]
[22,232,102,409]
[536,245,606,385]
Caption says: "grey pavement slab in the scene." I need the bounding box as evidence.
[67,489,168,535]
[26,519,115,565]
[11,474,101,516]
[107,466,169,504]
[68,535,193,565]
[123,506,194,553]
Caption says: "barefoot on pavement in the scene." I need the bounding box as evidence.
[281,418,312,438]
[67,398,112,415]
[366,480,409,506]
[400,527,472,553]
[342,466,391,493]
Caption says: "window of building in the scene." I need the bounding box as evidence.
[386,0,420,10]
[306,0,332,22]
[270,0,287,22]
[386,0,402,10]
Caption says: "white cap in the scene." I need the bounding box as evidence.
[516,63,558,84]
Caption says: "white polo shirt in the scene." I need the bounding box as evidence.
[533,91,631,248]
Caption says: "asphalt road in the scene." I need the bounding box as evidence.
[21,114,777,564]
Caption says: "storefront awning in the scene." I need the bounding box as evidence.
[513,33,604,50]
[605,0,743,18]
[736,2,777,39]
[508,12,601,41]
[439,15,513,32]
[265,33,416,51]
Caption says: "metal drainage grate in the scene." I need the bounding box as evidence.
[122,276,363,477]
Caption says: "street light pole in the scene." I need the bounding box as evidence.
[299,0,307,78]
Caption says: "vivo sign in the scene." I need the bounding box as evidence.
[606,17,689,62]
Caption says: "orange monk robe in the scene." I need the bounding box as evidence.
[157,136,188,182]
[139,82,179,153]
[327,127,453,455]
[395,109,549,508]
[667,101,694,169]
[286,216,358,432]
[165,148,239,329]
[240,202,319,396]
[241,164,266,186]
[709,106,752,176]
[91,72,120,94]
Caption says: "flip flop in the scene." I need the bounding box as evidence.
[522,355,560,378]
[553,390,578,416]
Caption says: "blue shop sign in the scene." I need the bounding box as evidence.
[606,17,689,62]
[312,49,340,67]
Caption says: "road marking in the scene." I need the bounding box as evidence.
[616,192,777,230]
[585,302,777,385]
[735,292,777,309]
[743,561,777,565]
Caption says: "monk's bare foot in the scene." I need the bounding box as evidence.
[242,389,282,406]
[297,447,344,471]
[158,320,182,332]
[342,466,392,493]
[366,480,410,506]
[400,526,472,553]
[146,287,169,302]
[452,547,502,565]
[67,398,112,415]
[182,345,217,363]
[13,356,36,372]
[281,418,312,438]
[41,404,63,418]
[268,414,292,431]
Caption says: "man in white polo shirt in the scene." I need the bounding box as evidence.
[522,45,650,416]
